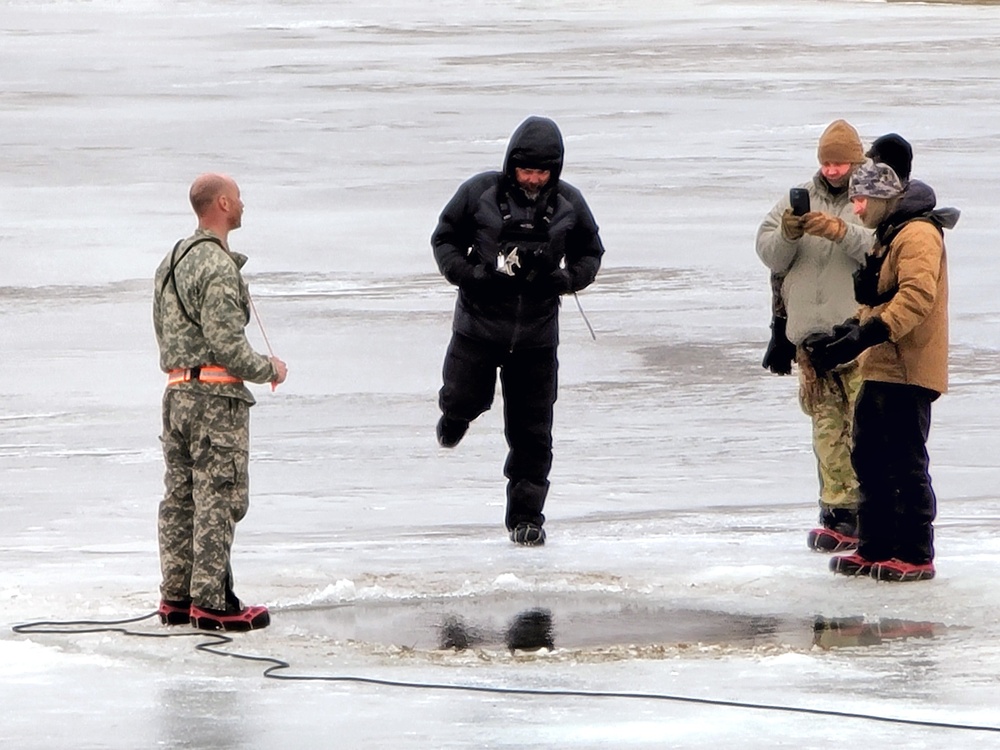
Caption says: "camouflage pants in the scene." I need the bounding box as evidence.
[159,389,250,611]
[798,359,862,509]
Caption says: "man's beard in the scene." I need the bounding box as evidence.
[860,200,892,229]
[824,174,850,191]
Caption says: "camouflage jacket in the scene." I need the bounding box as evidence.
[153,229,275,404]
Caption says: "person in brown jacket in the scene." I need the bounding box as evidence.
[805,154,959,582]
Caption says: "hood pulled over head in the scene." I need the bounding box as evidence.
[503,116,564,185]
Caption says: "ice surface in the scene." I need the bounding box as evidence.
[3,0,1000,747]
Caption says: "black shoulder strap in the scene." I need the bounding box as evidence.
[161,236,226,327]
[498,189,556,234]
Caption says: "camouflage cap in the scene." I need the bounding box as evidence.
[848,159,904,200]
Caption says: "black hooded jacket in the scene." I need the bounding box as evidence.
[432,116,604,348]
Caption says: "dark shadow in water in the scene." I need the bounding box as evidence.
[505,608,555,651]
[440,608,557,652]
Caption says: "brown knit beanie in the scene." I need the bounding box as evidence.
[817,120,865,164]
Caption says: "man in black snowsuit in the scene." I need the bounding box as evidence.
[432,116,604,546]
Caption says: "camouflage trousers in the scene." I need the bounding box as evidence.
[159,389,250,611]
[797,357,862,510]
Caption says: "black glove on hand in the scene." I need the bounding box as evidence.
[460,263,509,295]
[534,268,572,297]
[805,317,890,374]
[519,245,558,282]
[761,315,796,375]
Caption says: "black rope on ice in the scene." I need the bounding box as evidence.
[11,614,1000,736]
[11,612,228,645]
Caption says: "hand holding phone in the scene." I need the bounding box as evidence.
[789,188,811,216]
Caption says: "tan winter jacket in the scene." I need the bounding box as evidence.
[859,219,949,395]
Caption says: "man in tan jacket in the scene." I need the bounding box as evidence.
[806,154,959,582]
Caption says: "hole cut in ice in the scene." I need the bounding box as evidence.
[281,592,949,652]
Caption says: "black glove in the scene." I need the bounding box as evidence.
[460,263,509,295]
[804,317,890,374]
[532,268,572,298]
[761,315,796,375]
[519,245,558,282]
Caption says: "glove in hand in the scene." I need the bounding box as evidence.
[802,211,847,242]
[529,268,571,298]
[781,209,805,241]
[761,315,796,375]
[461,263,510,294]
[804,318,889,374]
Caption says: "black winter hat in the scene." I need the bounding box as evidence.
[866,133,913,183]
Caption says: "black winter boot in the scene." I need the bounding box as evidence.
[807,506,859,553]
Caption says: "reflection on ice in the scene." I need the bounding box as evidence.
[812,616,941,650]
[441,607,556,652]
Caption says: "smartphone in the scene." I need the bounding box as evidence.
[789,188,811,216]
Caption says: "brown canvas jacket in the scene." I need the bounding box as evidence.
[859,219,949,394]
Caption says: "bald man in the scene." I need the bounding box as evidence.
[153,173,287,631]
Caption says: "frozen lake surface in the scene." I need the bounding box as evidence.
[3,0,1000,747]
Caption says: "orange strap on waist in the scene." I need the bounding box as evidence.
[167,365,242,386]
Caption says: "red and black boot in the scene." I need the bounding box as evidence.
[157,598,192,626]
[870,558,936,582]
[830,553,877,577]
[190,587,270,632]
[807,506,859,553]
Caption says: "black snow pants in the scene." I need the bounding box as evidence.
[439,332,558,530]
[852,380,938,565]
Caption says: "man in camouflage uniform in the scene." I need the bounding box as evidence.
[153,173,287,631]
[756,120,872,553]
